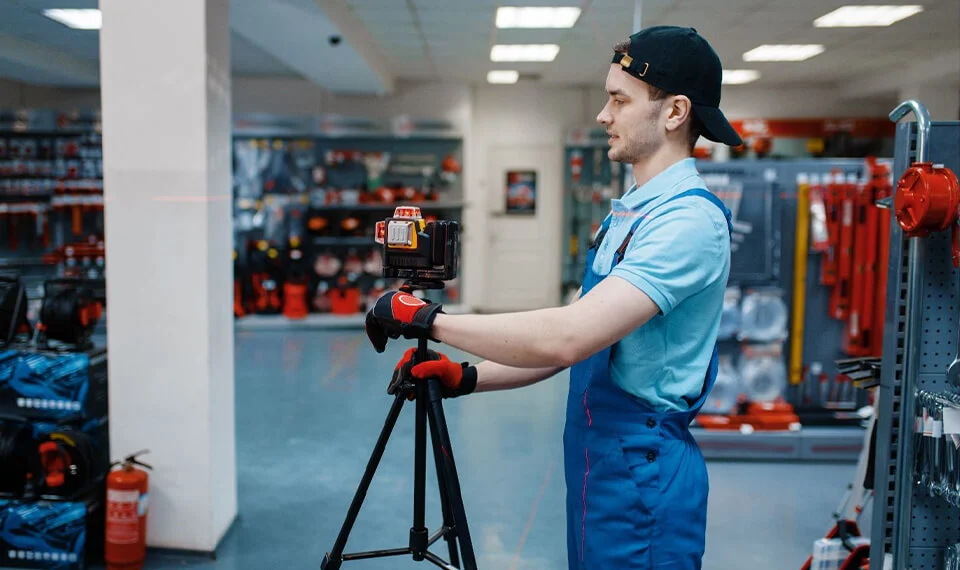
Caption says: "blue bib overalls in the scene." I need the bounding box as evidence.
[563,189,732,569]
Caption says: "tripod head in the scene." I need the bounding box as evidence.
[399,278,445,293]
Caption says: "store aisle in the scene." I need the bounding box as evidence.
[127,329,859,570]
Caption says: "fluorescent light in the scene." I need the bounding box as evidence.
[743,44,825,62]
[814,5,923,27]
[487,70,520,84]
[42,8,102,30]
[490,44,560,62]
[722,70,761,85]
[496,7,582,28]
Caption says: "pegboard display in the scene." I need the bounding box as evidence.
[871,119,960,569]
[696,159,872,421]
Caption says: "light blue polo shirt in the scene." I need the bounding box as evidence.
[591,158,731,412]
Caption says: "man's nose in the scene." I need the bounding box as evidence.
[596,105,611,125]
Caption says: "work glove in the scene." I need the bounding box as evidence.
[365,290,444,353]
[392,347,477,399]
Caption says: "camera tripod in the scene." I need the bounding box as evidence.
[321,336,477,570]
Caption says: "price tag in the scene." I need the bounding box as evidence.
[943,407,960,435]
[932,419,943,439]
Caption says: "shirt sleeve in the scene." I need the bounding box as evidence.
[609,201,728,315]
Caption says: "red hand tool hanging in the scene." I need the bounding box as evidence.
[857,159,883,356]
[843,178,866,354]
[831,174,856,320]
[872,163,894,357]
[844,169,880,356]
[821,174,840,286]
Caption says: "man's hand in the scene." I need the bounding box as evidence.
[365,290,444,352]
[392,347,477,399]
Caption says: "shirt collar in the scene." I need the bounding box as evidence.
[613,157,700,211]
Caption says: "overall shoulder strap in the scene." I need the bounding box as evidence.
[671,188,733,235]
[590,214,615,250]
[612,188,733,266]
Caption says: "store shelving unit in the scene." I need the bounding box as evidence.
[0,109,106,321]
[870,118,960,568]
[231,113,466,328]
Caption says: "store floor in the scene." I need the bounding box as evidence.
[125,329,862,570]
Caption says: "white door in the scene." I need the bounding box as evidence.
[481,144,563,312]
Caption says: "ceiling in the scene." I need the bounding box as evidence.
[0,0,957,99]
[345,0,960,90]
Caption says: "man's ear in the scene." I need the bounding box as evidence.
[665,95,693,134]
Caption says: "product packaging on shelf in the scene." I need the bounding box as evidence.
[0,486,104,570]
[0,348,107,422]
[738,344,788,404]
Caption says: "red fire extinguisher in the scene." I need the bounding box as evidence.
[105,450,152,570]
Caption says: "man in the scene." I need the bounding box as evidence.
[365,26,743,570]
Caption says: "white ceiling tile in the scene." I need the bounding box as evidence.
[349,6,414,24]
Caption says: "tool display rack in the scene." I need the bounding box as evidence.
[0,109,106,325]
[231,113,466,330]
[693,159,875,461]
[561,126,878,460]
[560,128,630,297]
[870,119,960,569]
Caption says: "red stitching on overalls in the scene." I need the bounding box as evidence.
[583,391,592,427]
[581,448,590,562]
[581,390,591,561]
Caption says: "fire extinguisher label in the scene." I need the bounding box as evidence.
[107,489,141,545]
[139,492,150,517]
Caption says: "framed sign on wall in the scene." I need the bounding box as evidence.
[505,170,537,215]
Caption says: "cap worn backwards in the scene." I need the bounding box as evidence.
[612,26,743,147]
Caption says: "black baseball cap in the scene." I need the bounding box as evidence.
[612,26,743,147]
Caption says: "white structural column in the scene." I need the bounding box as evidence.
[99,0,237,552]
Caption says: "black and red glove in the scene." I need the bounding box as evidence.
[392,347,477,399]
[365,290,444,353]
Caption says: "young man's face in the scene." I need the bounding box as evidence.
[596,64,667,164]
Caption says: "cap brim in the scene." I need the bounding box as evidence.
[693,104,743,147]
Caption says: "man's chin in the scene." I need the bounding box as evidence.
[607,148,627,163]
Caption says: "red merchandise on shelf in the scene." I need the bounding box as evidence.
[696,399,800,432]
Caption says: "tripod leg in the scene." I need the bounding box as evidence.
[410,378,429,560]
[322,392,408,570]
[429,396,462,568]
[425,379,478,570]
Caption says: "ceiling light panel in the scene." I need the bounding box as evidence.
[42,8,102,30]
[490,44,560,62]
[722,70,761,85]
[814,5,923,27]
[496,7,582,28]
[743,44,825,62]
[487,70,520,84]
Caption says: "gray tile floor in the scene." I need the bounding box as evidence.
[119,329,866,570]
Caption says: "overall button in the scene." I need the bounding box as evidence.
[646,451,657,463]
[646,418,657,428]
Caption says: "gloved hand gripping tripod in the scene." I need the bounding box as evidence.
[322,336,477,570]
